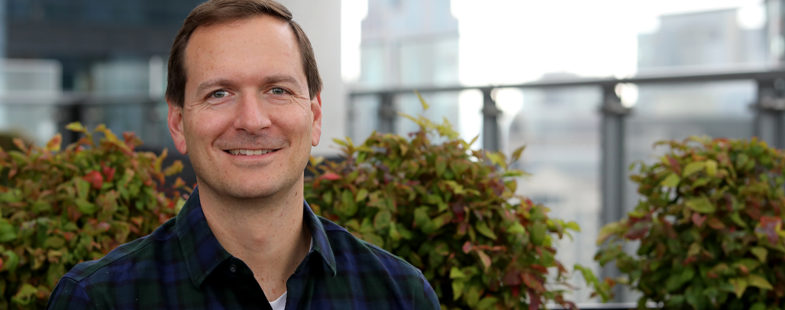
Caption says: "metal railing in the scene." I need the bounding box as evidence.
[348,66,785,302]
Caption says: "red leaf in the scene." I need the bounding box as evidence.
[528,288,542,310]
[503,270,521,285]
[667,155,681,174]
[462,241,473,254]
[63,232,75,242]
[757,216,781,244]
[83,170,104,190]
[320,172,341,181]
[707,217,725,230]
[624,223,649,240]
[102,164,116,182]
[521,273,545,293]
[529,264,548,274]
[0,257,3,270]
[691,213,706,228]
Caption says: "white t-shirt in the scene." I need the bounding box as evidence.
[268,238,312,310]
[269,291,287,310]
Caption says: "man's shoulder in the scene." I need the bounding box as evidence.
[317,216,423,277]
[311,216,441,309]
[60,218,178,284]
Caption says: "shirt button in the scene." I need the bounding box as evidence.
[229,264,237,273]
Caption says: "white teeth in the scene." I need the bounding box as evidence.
[228,149,273,156]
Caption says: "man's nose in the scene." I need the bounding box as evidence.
[233,93,272,132]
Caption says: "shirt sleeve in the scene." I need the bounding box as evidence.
[416,272,441,309]
[47,277,95,310]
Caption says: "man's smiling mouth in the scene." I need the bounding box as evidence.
[226,149,277,156]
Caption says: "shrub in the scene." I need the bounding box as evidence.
[596,137,785,309]
[305,98,605,309]
[0,123,187,309]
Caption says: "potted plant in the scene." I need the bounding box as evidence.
[306,97,607,309]
[0,123,187,309]
[596,136,785,309]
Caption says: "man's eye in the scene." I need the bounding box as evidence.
[210,90,229,99]
[270,87,288,95]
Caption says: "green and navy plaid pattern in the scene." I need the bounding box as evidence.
[47,188,440,309]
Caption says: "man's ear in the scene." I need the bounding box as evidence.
[311,93,322,147]
[167,100,188,155]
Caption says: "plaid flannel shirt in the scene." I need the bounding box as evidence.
[48,188,439,309]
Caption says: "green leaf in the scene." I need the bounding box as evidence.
[0,189,23,203]
[75,198,97,215]
[511,145,525,162]
[11,283,39,306]
[682,161,705,177]
[660,173,681,187]
[565,221,581,232]
[65,122,87,133]
[475,222,497,240]
[0,219,17,243]
[450,267,466,279]
[750,246,768,263]
[415,90,430,110]
[444,180,466,195]
[2,250,19,272]
[44,236,65,249]
[75,178,90,199]
[373,210,392,230]
[730,212,747,228]
[452,280,464,300]
[465,284,481,306]
[665,267,694,291]
[476,297,498,310]
[413,207,431,229]
[531,222,546,245]
[687,242,701,257]
[355,188,369,203]
[338,190,357,217]
[729,277,748,298]
[750,303,766,310]
[486,152,505,167]
[705,159,717,177]
[435,160,447,177]
[685,196,715,213]
[747,274,773,290]
[507,222,525,235]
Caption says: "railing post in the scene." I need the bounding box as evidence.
[377,92,396,133]
[57,97,86,145]
[481,87,501,151]
[599,83,631,302]
[753,78,785,149]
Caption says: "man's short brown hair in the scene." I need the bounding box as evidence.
[166,0,322,107]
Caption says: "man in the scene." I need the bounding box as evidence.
[47,0,440,309]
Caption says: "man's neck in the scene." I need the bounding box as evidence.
[197,185,310,302]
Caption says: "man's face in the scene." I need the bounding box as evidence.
[167,15,322,201]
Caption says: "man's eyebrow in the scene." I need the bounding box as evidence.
[195,78,234,95]
[194,75,303,94]
[262,74,302,89]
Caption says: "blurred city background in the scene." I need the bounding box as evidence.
[1,0,784,305]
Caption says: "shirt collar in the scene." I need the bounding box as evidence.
[176,188,337,287]
[303,200,337,276]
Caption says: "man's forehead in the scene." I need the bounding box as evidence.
[182,15,302,76]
